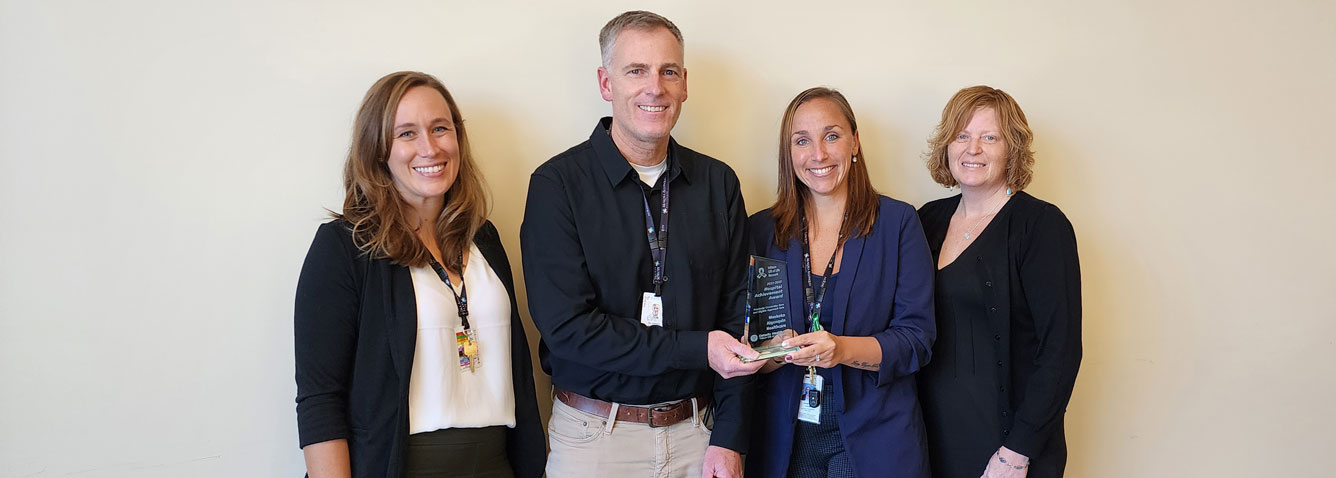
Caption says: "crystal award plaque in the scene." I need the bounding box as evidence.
[741,255,800,362]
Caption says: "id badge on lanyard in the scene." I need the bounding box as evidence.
[798,372,823,424]
[430,258,479,372]
[639,292,664,327]
[797,209,844,425]
[639,175,671,327]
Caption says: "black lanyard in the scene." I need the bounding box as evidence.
[800,209,847,333]
[642,176,671,296]
[428,255,470,330]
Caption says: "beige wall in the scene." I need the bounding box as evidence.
[1,1,1332,476]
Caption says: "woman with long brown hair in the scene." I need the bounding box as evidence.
[294,71,544,477]
[746,87,936,477]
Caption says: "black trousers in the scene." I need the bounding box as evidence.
[406,426,512,478]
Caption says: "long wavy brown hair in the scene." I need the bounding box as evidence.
[334,71,489,271]
[769,87,879,248]
[925,85,1035,190]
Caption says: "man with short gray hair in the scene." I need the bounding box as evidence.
[521,10,762,478]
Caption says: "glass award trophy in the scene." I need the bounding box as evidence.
[740,255,800,362]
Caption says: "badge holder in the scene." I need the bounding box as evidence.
[798,371,823,424]
[640,292,665,327]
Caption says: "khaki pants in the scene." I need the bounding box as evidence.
[545,398,713,478]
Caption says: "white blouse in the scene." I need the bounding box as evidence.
[407,242,515,434]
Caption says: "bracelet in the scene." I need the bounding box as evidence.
[997,453,1028,470]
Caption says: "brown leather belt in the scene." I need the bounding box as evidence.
[555,388,707,428]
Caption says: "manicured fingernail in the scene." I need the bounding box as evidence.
[784,355,793,362]
[781,341,789,347]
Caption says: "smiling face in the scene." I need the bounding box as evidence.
[597,26,687,150]
[947,107,1008,192]
[386,86,460,211]
[789,97,860,200]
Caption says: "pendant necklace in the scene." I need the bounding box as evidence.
[959,190,1011,241]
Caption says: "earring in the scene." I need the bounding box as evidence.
[1006,188,1013,196]
[852,154,858,163]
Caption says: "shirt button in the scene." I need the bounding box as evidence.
[997,361,1003,367]
[985,281,993,287]
[989,307,997,313]
[1002,411,1009,417]
[1000,386,1006,392]
[1003,429,1010,436]
[994,334,1001,341]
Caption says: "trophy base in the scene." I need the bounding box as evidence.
[740,344,802,363]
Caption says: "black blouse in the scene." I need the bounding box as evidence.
[519,118,753,451]
[916,191,1082,477]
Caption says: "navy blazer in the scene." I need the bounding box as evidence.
[294,220,546,477]
[745,196,936,478]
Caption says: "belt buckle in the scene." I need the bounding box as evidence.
[647,405,672,428]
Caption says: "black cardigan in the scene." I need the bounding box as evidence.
[294,219,546,477]
[917,191,1082,472]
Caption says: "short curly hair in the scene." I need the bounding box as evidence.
[925,85,1035,190]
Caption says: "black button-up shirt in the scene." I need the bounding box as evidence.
[520,118,752,451]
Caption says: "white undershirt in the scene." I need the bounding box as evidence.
[630,156,669,186]
[407,242,515,433]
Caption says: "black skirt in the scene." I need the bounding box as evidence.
[406,426,512,478]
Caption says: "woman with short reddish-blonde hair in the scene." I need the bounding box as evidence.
[917,85,1082,478]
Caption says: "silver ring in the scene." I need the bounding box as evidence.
[815,354,820,362]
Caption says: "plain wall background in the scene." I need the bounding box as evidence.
[2,0,1333,476]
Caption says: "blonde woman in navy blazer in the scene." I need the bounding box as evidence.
[746,87,936,477]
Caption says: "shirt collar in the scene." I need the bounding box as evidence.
[590,117,691,187]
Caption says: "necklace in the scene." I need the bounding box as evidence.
[958,192,1011,241]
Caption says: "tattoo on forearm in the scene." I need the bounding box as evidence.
[849,361,880,370]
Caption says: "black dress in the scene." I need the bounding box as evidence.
[917,192,1082,478]
[921,251,1000,477]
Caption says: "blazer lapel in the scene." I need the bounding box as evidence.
[386,263,418,384]
[831,234,865,336]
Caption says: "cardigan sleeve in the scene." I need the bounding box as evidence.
[293,222,361,448]
[1003,204,1083,457]
[871,205,937,385]
[474,221,549,478]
